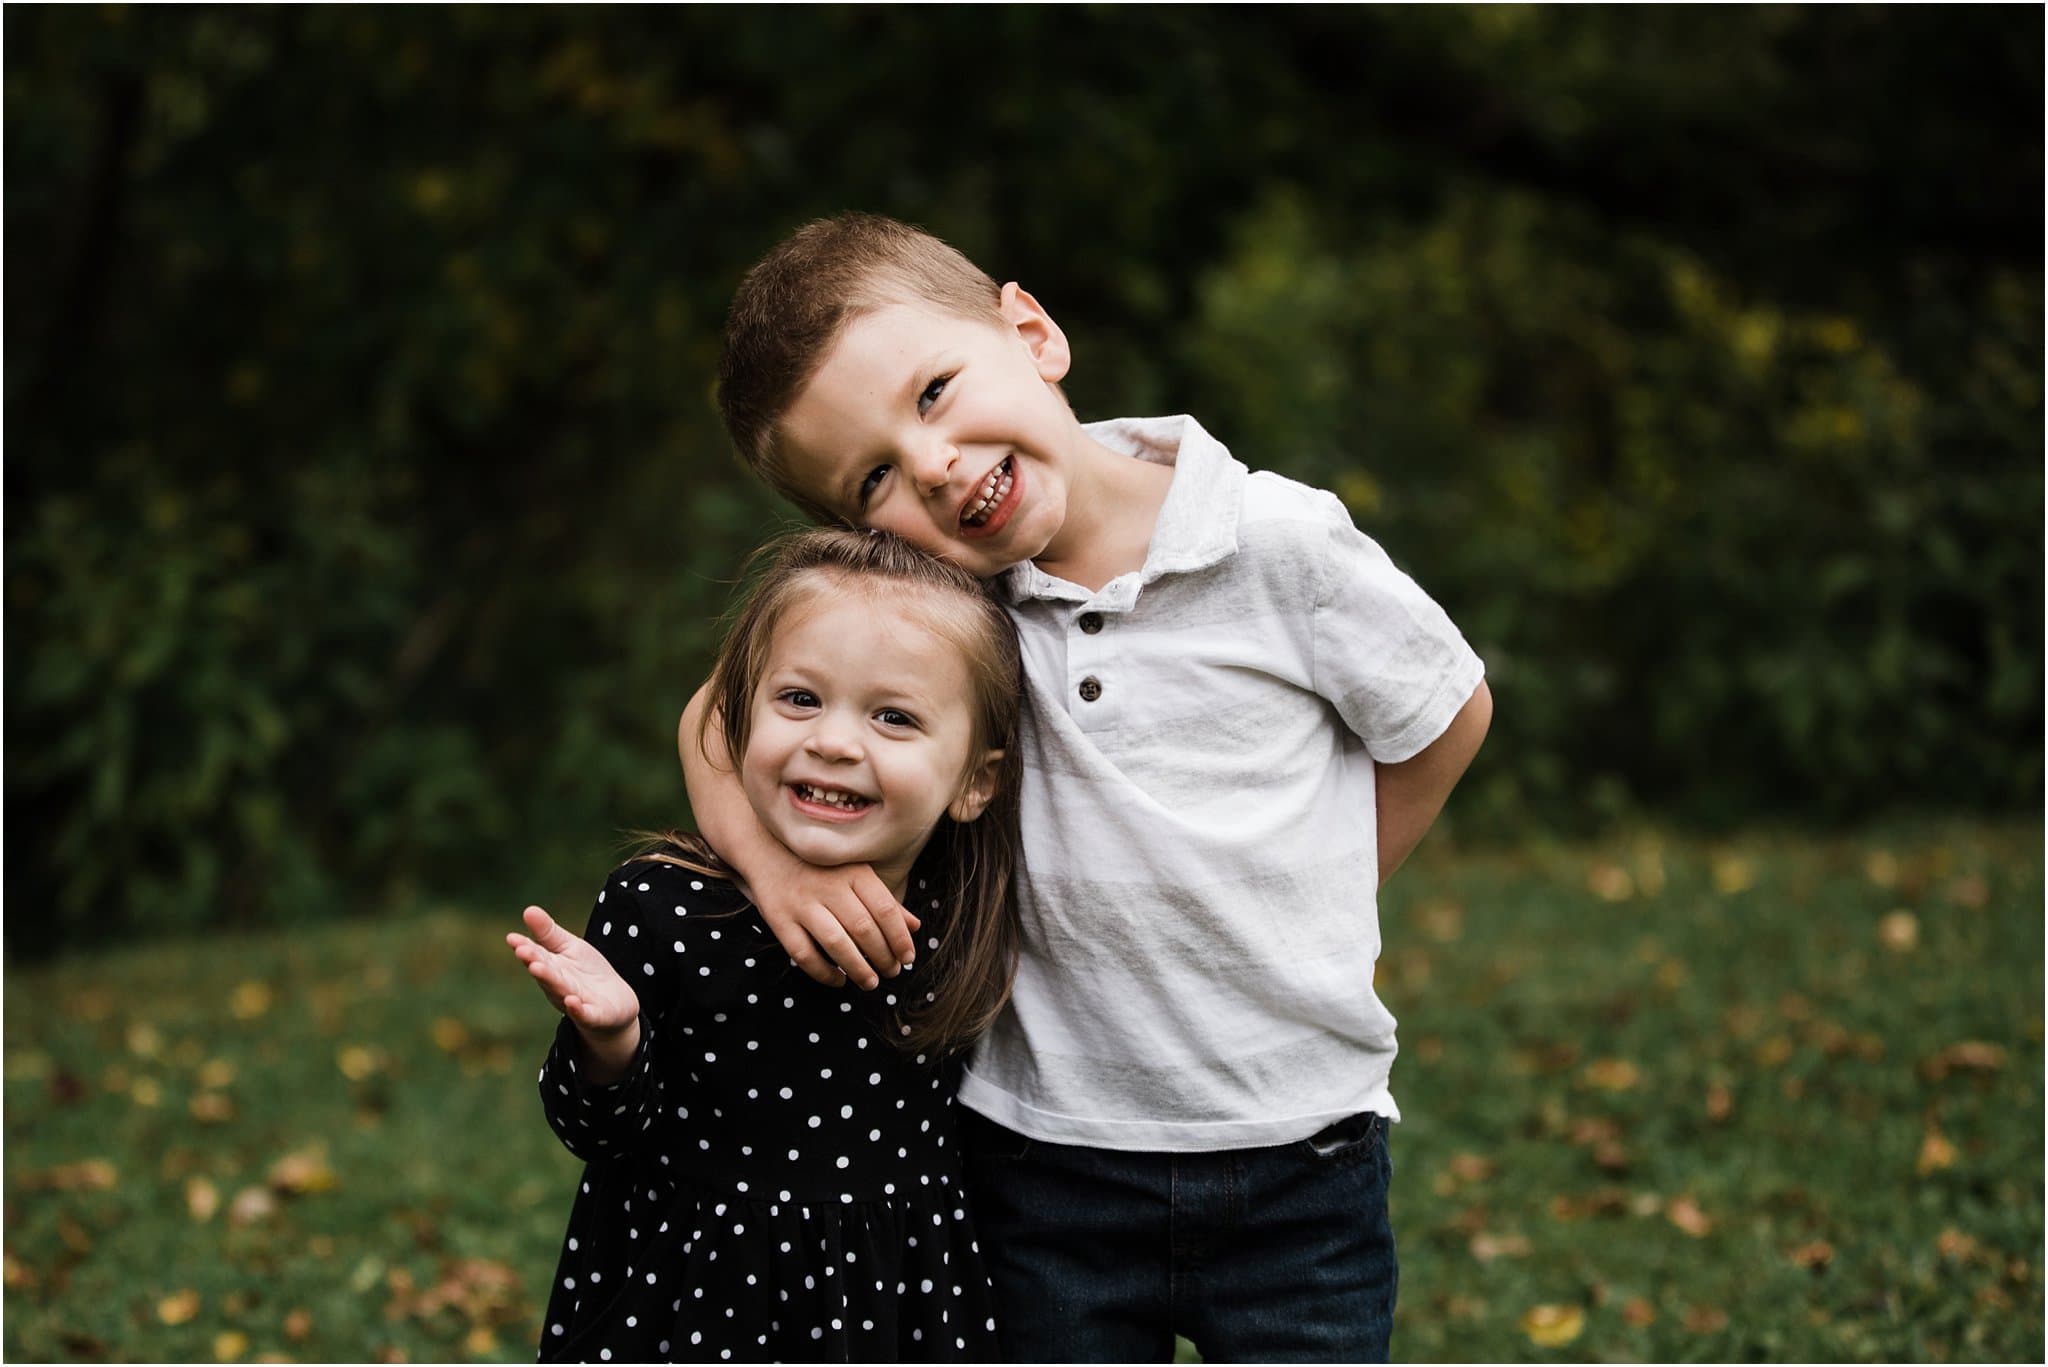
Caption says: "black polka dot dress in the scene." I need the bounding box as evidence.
[535,860,1000,1363]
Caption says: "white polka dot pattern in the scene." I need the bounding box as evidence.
[534,861,998,1362]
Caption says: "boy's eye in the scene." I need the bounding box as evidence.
[857,465,889,508]
[916,375,949,416]
[875,708,918,729]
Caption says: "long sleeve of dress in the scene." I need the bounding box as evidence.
[535,866,685,1162]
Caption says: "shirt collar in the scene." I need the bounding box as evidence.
[1001,415,1246,605]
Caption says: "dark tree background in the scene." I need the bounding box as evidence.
[6,5,2041,953]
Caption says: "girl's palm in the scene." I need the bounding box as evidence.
[507,906,640,1033]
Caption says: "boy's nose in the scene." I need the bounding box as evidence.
[909,439,957,498]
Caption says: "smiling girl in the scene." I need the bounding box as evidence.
[507,529,1021,1362]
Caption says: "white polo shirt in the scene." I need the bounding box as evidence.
[957,415,1485,1152]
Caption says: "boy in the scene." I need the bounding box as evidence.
[682,213,1490,1361]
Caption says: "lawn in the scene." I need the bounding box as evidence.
[4,818,2041,1362]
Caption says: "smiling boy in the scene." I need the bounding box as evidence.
[683,214,1491,1361]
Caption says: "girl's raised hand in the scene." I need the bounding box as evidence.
[506,905,640,1035]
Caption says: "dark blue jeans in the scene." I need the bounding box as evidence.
[961,1111,1397,1363]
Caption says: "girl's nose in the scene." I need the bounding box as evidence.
[804,715,864,762]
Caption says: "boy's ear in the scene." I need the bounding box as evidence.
[999,282,1071,384]
[947,749,1005,824]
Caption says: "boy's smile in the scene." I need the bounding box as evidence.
[776,288,1088,580]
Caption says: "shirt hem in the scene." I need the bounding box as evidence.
[956,1068,1401,1153]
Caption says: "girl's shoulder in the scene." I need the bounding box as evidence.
[598,859,753,919]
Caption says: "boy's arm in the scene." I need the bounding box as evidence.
[678,685,917,989]
[1374,680,1491,887]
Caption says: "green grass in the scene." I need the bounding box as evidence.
[5,819,2041,1362]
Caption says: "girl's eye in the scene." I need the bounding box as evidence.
[916,375,950,416]
[779,688,820,709]
[857,465,889,508]
[875,708,917,729]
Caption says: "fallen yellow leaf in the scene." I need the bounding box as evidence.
[1864,850,1899,888]
[232,980,275,1020]
[2,1255,35,1291]
[198,1058,237,1089]
[187,1177,220,1222]
[1936,1227,1979,1261]
[1470,1232,1532,1262]
[130,1076,163,1107]
[1945,875,1989,909]
[1587,863,1634,901]
[1878,910,1919,953]
[431,1017,469,1052]
[1790,1239,1834,1270]
[284,1308,313,1342]
[1448,1153,1494,1184]
[22,1158,117,1192]
[1705,1083,1733,1121]
[1418,901,1464,943]
[1917,1129,1958,1175]
[1520,1303,1586,1348]
[215,1331,250,1360]
[1666,1196,1714,1237]
[1684,1304,1730,1333]
[158,1289,201,1325]
[269,1147,338,1194]
[1621,1297,1656,1327]
[337,1045,382,1081]
[1921,1041,2007,1081]
[1710,852,1754,895]
[229,1185,279,1226]
[126,1022,163,1058]
[463,1326,498,1356]
[190,1092,235,1123]
[1583,1058,1640,1091]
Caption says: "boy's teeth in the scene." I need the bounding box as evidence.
[962,458,1013,527]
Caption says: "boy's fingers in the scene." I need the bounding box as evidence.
[851,873,916,968]
[807,907,883,990]
[767,917,842,987]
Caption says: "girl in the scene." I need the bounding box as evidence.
[507,529,1022,1363]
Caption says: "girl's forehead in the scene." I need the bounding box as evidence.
[772,577,976,661]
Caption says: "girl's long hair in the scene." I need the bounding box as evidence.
[637,528,1023,1056]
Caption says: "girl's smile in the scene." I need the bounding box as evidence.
[741,585,1001,898]
[787,780,876,818]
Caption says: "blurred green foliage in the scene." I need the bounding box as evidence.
[6,6,2041,951]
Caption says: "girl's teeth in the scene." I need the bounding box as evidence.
[799,784,866,810]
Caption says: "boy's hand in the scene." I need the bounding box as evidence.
[754,862,922,992]
[506,905,640,1036]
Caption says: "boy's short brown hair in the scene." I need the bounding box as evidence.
[717,213,1004,519]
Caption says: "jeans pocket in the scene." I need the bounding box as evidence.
[1299,1111,1382,1166]
[961,1109,1035,1161]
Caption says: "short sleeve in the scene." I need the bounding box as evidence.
[1309,490,1484,763]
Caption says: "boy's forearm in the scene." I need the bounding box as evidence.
[1374,680,1492,887]
[678,686,806,894]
